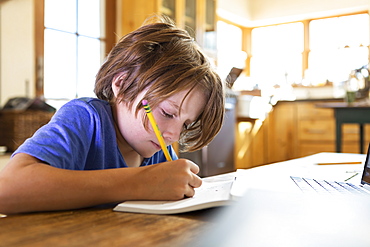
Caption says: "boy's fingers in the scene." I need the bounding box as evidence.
[189,162,200,174]
[189,173,202,189]
[184,185,196,198]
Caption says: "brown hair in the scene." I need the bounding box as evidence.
[94,16,224,152]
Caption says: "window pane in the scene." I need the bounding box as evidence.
[251,22,303,87]
[78,0,101,37]
[253,23,303,53]
[310,18,339,50]
[44,29,77,99]
[161,0,176,21]
[217,21,244,79]
[309,14,369,84]
[44,0,76,33]
[204,0,216,52]
[309,47,368,84]
[251,53,302,86]
[44,0,104,107]
[310,14,369,50]
[185,0,196,38]
[77,36,101,97]
[338,14,369,47]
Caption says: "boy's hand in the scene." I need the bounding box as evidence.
[136,159,202,200]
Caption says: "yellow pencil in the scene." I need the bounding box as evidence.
[142,100,172,161]
[316,161,362,165]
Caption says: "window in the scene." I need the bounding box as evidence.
[308,13,369,85]
[44,0,105,108]
[250,22,304,89]
[185,0,197,39]
[217,21,245,80]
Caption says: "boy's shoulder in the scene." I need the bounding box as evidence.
[68,97,109,106]
[62,98,110,112]
[56,98,112,122]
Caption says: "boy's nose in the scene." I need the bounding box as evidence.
[162,124,182,144]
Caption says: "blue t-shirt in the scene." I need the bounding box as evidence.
[13,98,178,170]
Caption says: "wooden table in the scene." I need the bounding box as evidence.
[316,101,370,153]
[0,205,222,247]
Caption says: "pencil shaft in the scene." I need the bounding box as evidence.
[316,161,362,165]
[344,172,359,181]
[143,101,172,161]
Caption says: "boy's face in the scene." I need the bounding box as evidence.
[113,87,206,158]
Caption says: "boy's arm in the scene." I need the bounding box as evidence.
[0,153,202,214]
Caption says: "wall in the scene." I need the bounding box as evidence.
[250,0,369,26]
[218,0,369,27]
[217,0,252,26]
[0,0,35,107]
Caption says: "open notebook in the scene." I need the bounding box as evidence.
[113,172,240,214]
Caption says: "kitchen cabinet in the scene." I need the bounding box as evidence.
[119,0,217,54]
[235,100,370,169]
[296,101,370,156]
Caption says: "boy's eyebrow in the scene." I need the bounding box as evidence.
[167,99,199,124]
[167,100,181,111]
[167,100,192,119]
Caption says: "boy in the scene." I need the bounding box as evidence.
[0,16,224,214]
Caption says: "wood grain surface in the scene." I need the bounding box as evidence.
[0,205,223,247]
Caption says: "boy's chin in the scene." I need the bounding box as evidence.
[141,150,157,159]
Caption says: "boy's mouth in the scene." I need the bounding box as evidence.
[151,140,161,150]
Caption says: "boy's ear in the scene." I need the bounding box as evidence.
[112,72,126,97]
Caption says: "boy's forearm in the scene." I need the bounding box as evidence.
[0,154,142,214]
[0,155,200,214]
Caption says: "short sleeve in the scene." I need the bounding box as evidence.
[14,99,106,169]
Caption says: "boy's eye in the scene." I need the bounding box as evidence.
[162,110,174,119]
[183,121,194,130]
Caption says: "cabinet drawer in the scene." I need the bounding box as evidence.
[298,142,361,157]
[297,102,334,120]
[341,124,361,141]
[365,125,370,141]
[299,121,363,142]
[298,119,335,141]
[342,142,362,153]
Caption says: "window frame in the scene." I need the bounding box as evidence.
[237,11,370,84]
[34,0,116,99]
